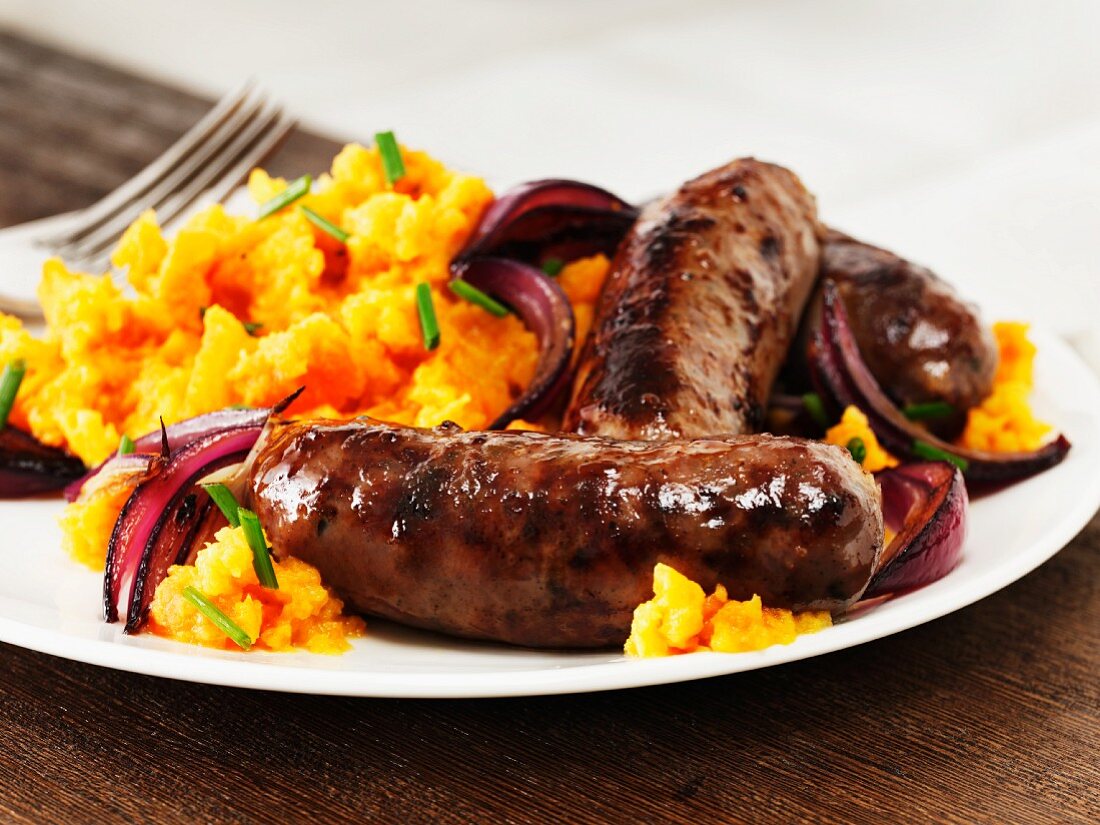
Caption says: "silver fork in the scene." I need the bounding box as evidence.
[31,81,296,278]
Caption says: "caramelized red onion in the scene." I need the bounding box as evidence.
[809,281,1070,484]
[103,424,266,633]
[458,258,576,428]
[77,453,155,498]
[455,179,638,267]
[0,427,85,498]
[67,389,303,502]
[865,462,968,597]
[450,180,638,428]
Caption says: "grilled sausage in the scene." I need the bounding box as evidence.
[248,418,883,648]
[819,229,998,432]
[563,158,823,439]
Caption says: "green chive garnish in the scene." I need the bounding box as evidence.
[242,321,263,336]
[257,174,312,220]
[375,131,406,185]
[541,257,565,277]
[182,586,252,650]
[0,359,26,431]
[903,401,955,421]
[199,306,207,320]
[202,482,241,528]
[300,205,349,243]
[449,280,509,317]
[118,434,135,456]
[801,392,830,430]
[912,439,970,472]
[239,508,279,589]
[416,283,440,350]
[847,437,867,464]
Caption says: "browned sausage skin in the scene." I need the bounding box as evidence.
[248,418,883,648]
[563,158,823,439]
[819,229,998,432]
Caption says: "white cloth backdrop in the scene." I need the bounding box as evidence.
[3,0,1097,367]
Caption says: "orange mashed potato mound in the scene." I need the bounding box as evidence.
[824,406,899,472]
[0,142,610,466]
[958,322,1051,452]
[149,525,365,654]
[625,563,832,657]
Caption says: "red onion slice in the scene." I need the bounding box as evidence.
[67,388,303,502]
[809,281,1070,484]
[865,462,968,597]
[74,453,154,501]
[458,257,576,428]
[455,179,637,267]
[0,427,86,498]
[103,426,264,631]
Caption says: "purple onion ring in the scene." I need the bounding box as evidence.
[0,427,85,498]
[865,462,969,597]
[455,179,637,267]
[68,388,303,502]
[103,425,266,631]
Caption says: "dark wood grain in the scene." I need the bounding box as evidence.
[0,29,1097,825]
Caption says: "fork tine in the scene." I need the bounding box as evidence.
[206,113,298,206]
[36,80,256,249]
[149,103,291,228]
[70,109,298,274]
[60,88,273,264]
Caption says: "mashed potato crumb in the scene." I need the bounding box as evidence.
[625,563,831,657]
[149,525,365,654]
[958,322,1051,452]
[824,406,898,472]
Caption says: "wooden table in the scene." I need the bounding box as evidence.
[1,30,1097,825]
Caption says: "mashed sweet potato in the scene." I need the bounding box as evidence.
[0,143,610,467]
[824,406,899,472]
[625,563,832,657]
[958,322,1051,452]
[149,525,365,654]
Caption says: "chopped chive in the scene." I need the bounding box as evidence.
[117,434,135,456]
[0,359,26,431]
[903,401,956,421]
[228,404,253,411]
[182,586,252,650]
[374,131,406,185]
[912,439,970,472]
[239,508,279,589]
[847,437,867,464]
[449,279,509,317]
[199,306,207,320]
[242,321,263,336]
[202,482,241,528]
[541,257,565,277]
[415,282,440,350]
[300,205,349,243]
[801,392,830,430]
[257,174,312,220]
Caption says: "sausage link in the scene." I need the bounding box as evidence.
[563,158,823,439]
[248,419,883,648]
[820,229,998,430]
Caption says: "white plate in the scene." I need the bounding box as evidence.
[0,326,1098,698]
